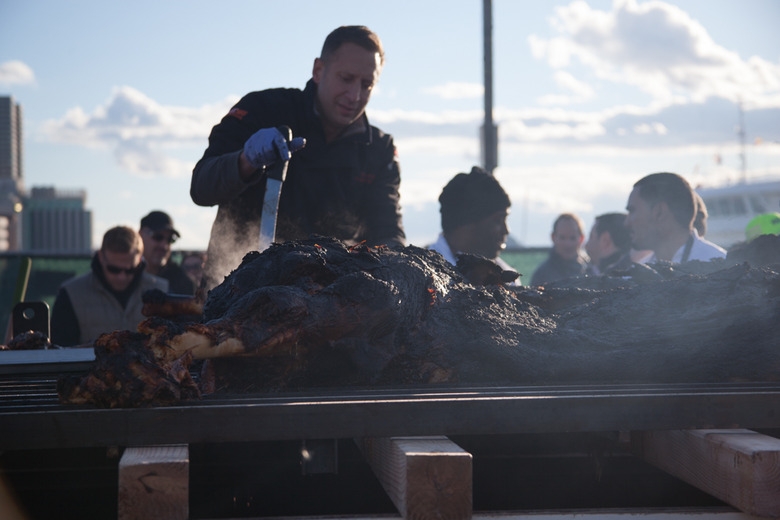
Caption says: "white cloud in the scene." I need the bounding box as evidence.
[394,135,478,157]
[421,82,484,100]
[369,107,482,126]
[633,122,667,135]
[529,0,780,108]
[0,60,36,86]
[537,70,596,106]
[500,118,606,142]
[555,70,595,98]
[40,86,236,177]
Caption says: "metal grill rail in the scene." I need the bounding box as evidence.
[2,373,779,451]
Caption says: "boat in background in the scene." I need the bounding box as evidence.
[696,178,780,248]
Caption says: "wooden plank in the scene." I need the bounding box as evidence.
[357,436,472,520]
[632,429,780,518]
[208,507,766,519]
[118,444,188,520]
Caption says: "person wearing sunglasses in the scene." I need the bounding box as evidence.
[51,226,169,347]
[139,210,195,295]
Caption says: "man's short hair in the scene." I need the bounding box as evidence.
[439,166,511,233]
[321,26,384,66]
[634,172,695,229]
[594,212,630,251]
[552,213,584,236]
[101,226,142,255]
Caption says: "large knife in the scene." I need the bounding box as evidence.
[258,126,302,251]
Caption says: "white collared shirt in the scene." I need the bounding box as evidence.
[643,230,727,264]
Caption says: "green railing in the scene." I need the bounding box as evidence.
[499,248,549,283]
[1,254,93,333]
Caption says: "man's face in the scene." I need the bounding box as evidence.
[99,249,142,292]
[625,187,656,251]
[140,227,173,269]
[467,209,510,259]
[552,218,583,261]
[313,42,382,135]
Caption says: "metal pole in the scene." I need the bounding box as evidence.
[738,100,746,183]
[482,0,498,174]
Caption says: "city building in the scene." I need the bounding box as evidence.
[0,96,93,253]
[23,187,92,253]
[0,96,24,251]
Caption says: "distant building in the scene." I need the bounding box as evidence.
[0,96,24,251]
[23,187,93,253]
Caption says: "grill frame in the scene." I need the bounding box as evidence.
[2,371,780,450]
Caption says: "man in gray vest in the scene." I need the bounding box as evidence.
[51,226,168,346]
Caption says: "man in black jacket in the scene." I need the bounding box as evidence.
[139,210,195,295]
[191,25,405,289]
[584,212,634,276]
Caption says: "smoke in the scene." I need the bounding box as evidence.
[202,215,261,291]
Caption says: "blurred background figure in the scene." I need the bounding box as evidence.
[625,172,725,263]
[585,212,633,276]
[530,213,587,286]
[693,191,708,237]
[181,251,207,289]
[745,212,780,242]
[139,211,195,295]
[51,226,168,346]
[429,166,518,283]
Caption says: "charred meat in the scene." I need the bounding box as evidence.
[57,329,199,407]
[58,235,780,406]
[2,330,53,350]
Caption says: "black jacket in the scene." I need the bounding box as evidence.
[158,262,195,295]
[191,80,405,287]
[588,250,634,276]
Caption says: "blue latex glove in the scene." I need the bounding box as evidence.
[243,128,305,169]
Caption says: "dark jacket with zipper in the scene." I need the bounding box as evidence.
[191,80,405,288]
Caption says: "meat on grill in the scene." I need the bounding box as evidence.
[56,329,199,407]
[1,330,53,350]
[57,235,780,406]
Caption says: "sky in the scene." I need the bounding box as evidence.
[1,0,779,251]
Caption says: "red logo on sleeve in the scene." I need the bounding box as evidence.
[355,171,376,184]
[228,108,248,120]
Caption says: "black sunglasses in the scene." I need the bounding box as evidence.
[105,264,140,275]
[151,232,177,244]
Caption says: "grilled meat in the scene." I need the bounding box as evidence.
[142,289,204,321]
[58,235,780,406]
[2,330,53,350]
[56,329,199,407]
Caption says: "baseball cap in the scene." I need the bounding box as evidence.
[140,210,180,238]
[745,212,780,242]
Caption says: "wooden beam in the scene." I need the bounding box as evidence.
[118,444,188,520]
[632,429,780,518]
[357,436,472,520]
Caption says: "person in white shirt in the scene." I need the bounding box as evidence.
[429,166,519,283]
[625,172,726,264]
